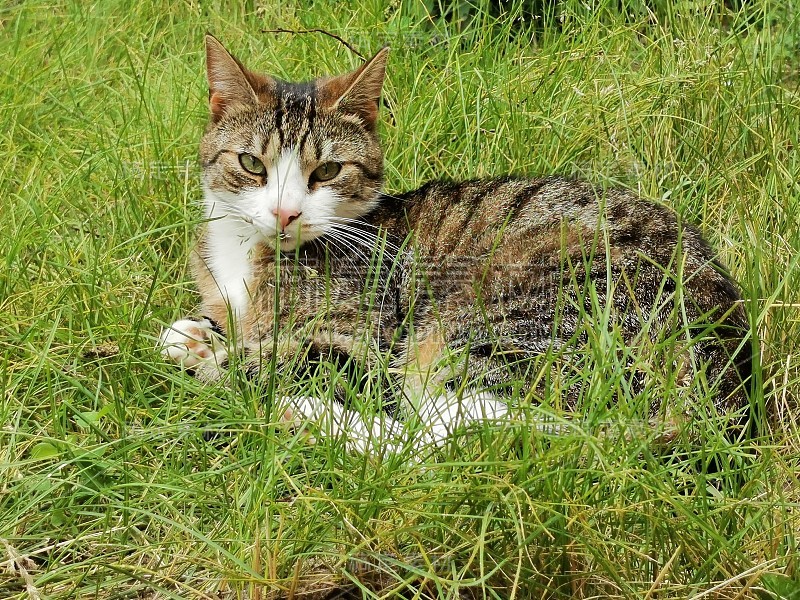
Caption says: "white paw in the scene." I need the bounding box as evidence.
[413,390,509,444]
[279,395,343,433]
[278,396,402,454]
[278,395,330,444]
[279,395,322,426]
[159,318,227,368]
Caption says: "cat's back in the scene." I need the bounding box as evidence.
[380,175,746,336]
[389,176,706,268]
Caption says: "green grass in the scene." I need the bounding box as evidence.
[1,0,799,598]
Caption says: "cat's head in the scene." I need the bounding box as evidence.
[200,35,388,251]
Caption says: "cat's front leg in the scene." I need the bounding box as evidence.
[159,317,228,369]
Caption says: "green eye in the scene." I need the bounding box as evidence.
[239,153,266,175]
[311,162,342,183]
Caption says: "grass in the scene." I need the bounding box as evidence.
[1,0,799,598]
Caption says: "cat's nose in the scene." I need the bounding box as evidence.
[273,207,302,231]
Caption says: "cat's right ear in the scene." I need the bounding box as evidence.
[205,34,261,122]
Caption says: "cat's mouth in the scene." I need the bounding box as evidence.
[277,231,298,251]
[274,225,322,252]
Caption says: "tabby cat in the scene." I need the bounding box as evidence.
[159,35,752,452]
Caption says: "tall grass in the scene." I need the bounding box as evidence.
[1,0,798,598]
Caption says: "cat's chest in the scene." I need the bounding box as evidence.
[251,249,401,331]
[205,218,261,318]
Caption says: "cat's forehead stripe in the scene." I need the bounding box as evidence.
[273,81,317,153]
[296,94,315,155]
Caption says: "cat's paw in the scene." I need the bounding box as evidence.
[280,395,344,442]
[159,318,226,368]
[279,396,403,454]
[279,395,328,444]
[413,390,509,444]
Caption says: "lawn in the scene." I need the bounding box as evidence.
[1,1,799,598]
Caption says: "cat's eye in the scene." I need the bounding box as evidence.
[239,153,266,175]
[311,162,342,183]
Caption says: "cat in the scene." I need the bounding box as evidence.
[159,34,753,453]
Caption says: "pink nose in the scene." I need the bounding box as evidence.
[273,207,302,231]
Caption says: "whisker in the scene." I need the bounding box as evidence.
[321,233,371,276]
[327,217,402,253]
[313,219,402,255]
[326,227,374,265]
[326,226,389,264]
[327,216,383,229]
[209,197,274,231]
[315,214,399,239]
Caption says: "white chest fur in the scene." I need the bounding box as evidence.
[204,213,260,321]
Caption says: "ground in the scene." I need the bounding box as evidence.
[1,1,799,598]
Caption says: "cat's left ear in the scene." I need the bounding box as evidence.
[318,48,389,130]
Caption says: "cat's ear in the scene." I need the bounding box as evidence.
[318,47,389,130]
[205,34,264,121]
